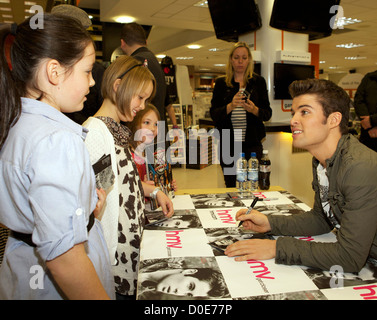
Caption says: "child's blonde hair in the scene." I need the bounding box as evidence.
[101,55,156,119]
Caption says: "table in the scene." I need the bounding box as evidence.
[137,188,377,300]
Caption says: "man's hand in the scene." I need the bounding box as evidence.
[368,126,377,138]
[360,115,372,130]
[225,239,276,262]
[236,208,271,233]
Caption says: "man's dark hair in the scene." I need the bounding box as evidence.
[289,79,352,135]
[191,268,229,298]
[121,22,147,46]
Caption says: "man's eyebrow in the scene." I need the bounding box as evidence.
[297,104,313,109]
[291,104,313,113]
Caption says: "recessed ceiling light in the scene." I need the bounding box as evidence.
[115,16,135,23]
[214,64,226,67]
[335,17,362,28]
[336,43,365,49]
[193,1,208,8]
[345,56,367,60]
[187,44,201,50]
[176,57,193,60]
[156,54,166,59]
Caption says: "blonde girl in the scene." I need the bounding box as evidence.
[83,55,174,300]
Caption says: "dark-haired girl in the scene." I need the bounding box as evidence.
[0,14,114,299]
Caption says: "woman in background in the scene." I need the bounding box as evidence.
[210,42,272,188]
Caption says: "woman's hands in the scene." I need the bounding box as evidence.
[227,91,258,116]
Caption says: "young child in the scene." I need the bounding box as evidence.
[0,14,114,299]
[83,55,174,300]
[128,104,160,181]
[127,104,177,192]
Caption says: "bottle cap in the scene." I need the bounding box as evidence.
[240,152,245,157]
[251,152,256,157]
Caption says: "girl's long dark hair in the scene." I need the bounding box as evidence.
[0,13,93,149]
[0,24,19,150]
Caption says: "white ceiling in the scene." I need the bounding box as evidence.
[3,0,377,74]
[82,0,377,74]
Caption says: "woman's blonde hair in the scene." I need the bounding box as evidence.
[225,41,254,87]
[101,55,156,119]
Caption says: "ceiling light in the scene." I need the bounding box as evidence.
[335,17,362,28]
[320,61,326,64]
[156,54,166,59]
[115,16,135,23]
[176,57,193,60]
[214,64,226,67]
[0,0,10,3]
[336,43,365,49]
[1,8,12,11]
[24,1,37,5]
[187,44,201,50]
[193,1,208,8]
[345,56,367,60]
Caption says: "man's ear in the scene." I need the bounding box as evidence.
[182,269,198,276]
[329,112,342,128]
[120,39,127,53]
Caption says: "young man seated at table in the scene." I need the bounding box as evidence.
[225,79,377,273]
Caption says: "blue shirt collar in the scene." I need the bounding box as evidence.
[21,97,89,139]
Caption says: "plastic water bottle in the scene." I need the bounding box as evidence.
[236,152,247,192]
[259,150,271,190]
[247,152,259,191]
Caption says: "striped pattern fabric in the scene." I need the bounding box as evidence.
[231,105,247,142]
[0,227,9,266]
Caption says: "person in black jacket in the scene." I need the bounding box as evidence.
[354,70,377,152]
[210,42,272,187]
[120,23,177,132]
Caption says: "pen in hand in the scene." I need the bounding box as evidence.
[238,197,259,227]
